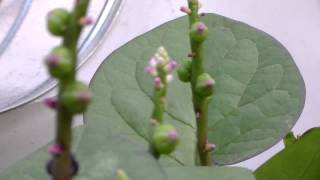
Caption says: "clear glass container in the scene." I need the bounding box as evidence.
[0,0,122,113]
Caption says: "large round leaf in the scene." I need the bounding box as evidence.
[85,14,305,165]
[255,128,320,180]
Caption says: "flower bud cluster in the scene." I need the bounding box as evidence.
[145,47,177,89]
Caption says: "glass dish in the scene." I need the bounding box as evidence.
[0,0,122,113]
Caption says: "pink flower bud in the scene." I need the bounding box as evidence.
[48,144,64,156]
[46,54,60,68]
[166,74,174,83]
[180,6,192,14]
[206,79,215,88]
[204,143,216,152]
[78,91,92,104]
[168,130,178,141]
[79,16,94,26]
[154,77,163,89]
[145,66,157,77]
[44,98,58,109]
[197,22,207,34]
[149,57,158,67]
[165,61,177,72]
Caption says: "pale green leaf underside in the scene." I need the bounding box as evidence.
[0,127,167,180]
[166,167,255,180]
[255,128,320,180]
[86,14,305,165]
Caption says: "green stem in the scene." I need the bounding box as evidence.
[188,0,213,166]
[150,78,167,159]
[52,0,90,179]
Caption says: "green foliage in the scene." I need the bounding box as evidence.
[85,14,305,165]
[255,128,320,180]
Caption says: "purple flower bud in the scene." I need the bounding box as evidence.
[204,143,216,152]
[168,130,178,142]
[48,144,64,156]
[197,22,207,34]
[165,61,177,72]
[45,54,60,68]
[206,79,215,88]
[180,6,192,14]
[149,57,158,67]
[78,91,92,104]
[145,66,157,77]
[154,77,163,89]
[44,98,58,109]
[79,16,94,26]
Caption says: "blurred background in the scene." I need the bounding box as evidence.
[0,0,319,172]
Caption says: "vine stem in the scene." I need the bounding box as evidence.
[53,0,90,179]
[188,0,213,166]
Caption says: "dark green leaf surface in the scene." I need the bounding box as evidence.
[255,128,320,180]
[166,167,255,180]
[85,14,305,165]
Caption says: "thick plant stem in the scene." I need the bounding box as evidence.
[52,0,90,179]
[187,0,213,166]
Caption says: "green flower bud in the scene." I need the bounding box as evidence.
[45,46,72,79]
[190,22,208,43]
[152,124,179,155]
[61,82,92,114]
[47,8,70,36]
[195,73,215,97]
[116,169,130,180]
[177,60,192,82]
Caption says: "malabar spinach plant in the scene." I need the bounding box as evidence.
[0,0,311,180]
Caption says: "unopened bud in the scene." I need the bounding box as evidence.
[154,77,163,89]
[204,143,216,152]
[166,74,174,83]
[180,6,192,14]
[116,169,130,180]
[152,124,179,155]
[190,22,208,43]
[177,60,192,82]
[47,8,70,36]
[195,73,215,97]
[61,81,92,114]
[79,16,94,26]
[44,98,58,109]
[48,144,64,156]
[45,46,72,79]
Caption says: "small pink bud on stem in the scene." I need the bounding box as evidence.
[180,6,192,14]
[48,144,64,156]
[79,16,94,26]
[204,143,216,152]
[44,98,58,109]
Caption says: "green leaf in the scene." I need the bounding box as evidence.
[166,167,255,180]
[85,14,305,165]
[255,128,320,180]
[0,128,167,180]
